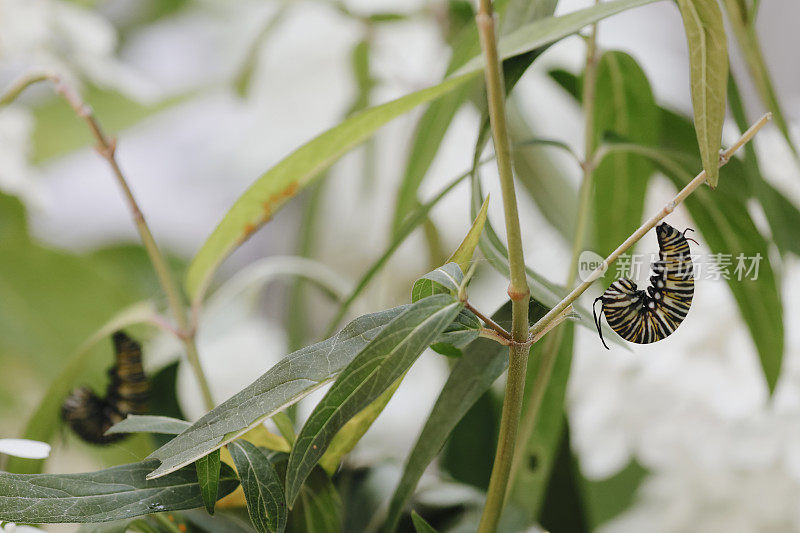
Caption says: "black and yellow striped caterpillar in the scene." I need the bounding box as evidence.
[593,222,696,348]
[61,331,150,444]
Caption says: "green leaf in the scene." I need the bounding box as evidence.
[273,412,296,446]
[674,0,729,187]
[431,308,482,357]
[727,77,800,257]
[346,39,376,116]
[77,519,158,533]
[453,0,661,77]
[411,263,464,302]
[183,508,259,533]
[411,512,439,533]
[147,301,472,481]
[721,0,798,160]
[285,294,463,506]
[285,466,342,533]
[384,300,549,532]
[185,74,472,301]
[197,449,222,515]
[187,0,662,301]
[581,459,648,528]
[439,392,498,489]
[592,51,658,257]
[228,441,287,533]
[318,375,403,474]
[146,305,410,479]
[106,415,191,436]
[446,195,490,273]
[538,421,590,533]
[0,460,239,524]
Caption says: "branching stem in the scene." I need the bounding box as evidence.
[1,71,216,411]
[465,301,511,341]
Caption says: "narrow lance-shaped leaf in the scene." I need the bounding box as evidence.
[147,300,472,480]
[228,441,287,533]
[411,262,464,302]
[318,374,403,474]
[727,77,800,257]
[186,0,662,301]
[721,0,798,160]
[447,195,490,273]
[285,466,341,533]
[411,512,439,533]
[0,460,239,524]
[184,74,471,300]
[285,294,463,507]
[674,0,729,187]
[592,50,658,258]
[674,160,783,391]
[146,306,409,479]
[453,0,660,76]
[106,415,191,436]
[196,449,222,515]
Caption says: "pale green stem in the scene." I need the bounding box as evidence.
[1,72,216,411]
[475,0,531,530]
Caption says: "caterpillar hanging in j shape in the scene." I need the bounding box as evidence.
[594,222,696,349]
[61,331,150,444]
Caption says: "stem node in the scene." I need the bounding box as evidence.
[506,285,529,302]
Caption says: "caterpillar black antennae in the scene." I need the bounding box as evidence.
[593,296,610,350]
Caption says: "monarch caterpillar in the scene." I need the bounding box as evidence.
[593,222,696,349]
[61,331,149,444]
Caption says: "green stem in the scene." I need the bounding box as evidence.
[476,0,530,530]
[1,72,216,411]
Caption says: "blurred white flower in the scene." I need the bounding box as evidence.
[0,0,158,102]
[0,438,50,459]
[0,105,43,207]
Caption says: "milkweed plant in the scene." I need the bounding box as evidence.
[0,0,797,532]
